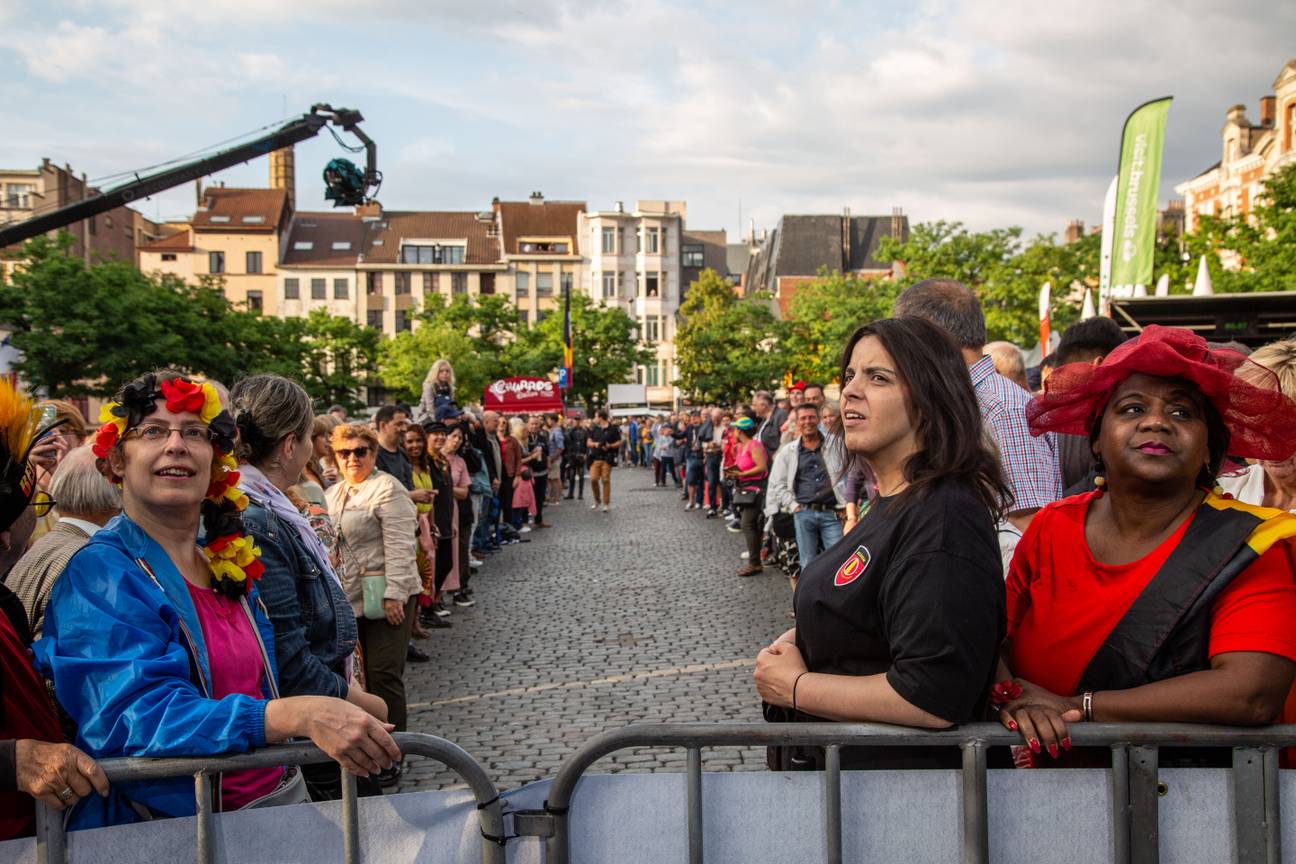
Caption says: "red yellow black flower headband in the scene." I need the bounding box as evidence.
[93,374,263,598]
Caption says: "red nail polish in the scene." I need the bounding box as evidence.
[1029,738,1041,754]
[1006,719,1018,731]
[1062,738,1072,752]
[1047,744,1059,759]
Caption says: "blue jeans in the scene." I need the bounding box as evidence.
[793,509,844,572]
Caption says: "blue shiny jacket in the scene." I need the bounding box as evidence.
[240,494,355,699]
[32,515,278,830]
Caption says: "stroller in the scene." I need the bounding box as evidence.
[767,511,801,581]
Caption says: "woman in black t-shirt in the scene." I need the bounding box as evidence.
[754,316,1009,769]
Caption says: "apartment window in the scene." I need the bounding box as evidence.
[367,310,383,329]
[367,272,381,295]
[602,272,617,299]
[4,183,34,208]
[88,216,96,236]
[242,216,266,225]
[517,308,530,326]
[334,278,349,299]
[536,310,551,324]
[246,290,263,312]
[209,215,231,224]
[645,363,660,387]
[246,251,262,274]
[682,244,704,268]
[560,270,572,296]
[515,272,530,297]
[481,273,495,294]
[424,272,439,294]
[395,309,411,332]
[311,278,326,300]
[536,272,553,296]
[209,251,225,274]
[284,278,300,300]
[518,241,567,254]
[395,272,411,295]
[161,253,177,262]
[644,316,660,341]
[645,227,659,254]
[451,272,468,294]
[646,272,659,297]
[601,227,616,254]
[400,244,465,264]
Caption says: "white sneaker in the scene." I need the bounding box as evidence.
[591,503,600,510]
[602,505,610,513]
[520,525,531,533]
[684,503,694,511]
[469,557,484,568]
[740,551,749,560]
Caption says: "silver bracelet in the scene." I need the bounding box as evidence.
[1082,691,1094,722]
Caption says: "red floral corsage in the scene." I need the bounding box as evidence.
[988,679,1024,709]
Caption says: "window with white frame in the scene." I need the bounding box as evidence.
[645,227,660,254]
[682,244,704,268]
[601,227,616,254]
[602,272,616,299]
[645,272,659,297]
[400,243,465,265]
[516,271,530,297]
[644,316,660,342]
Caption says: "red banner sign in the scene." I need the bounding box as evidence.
[482,376,565,415]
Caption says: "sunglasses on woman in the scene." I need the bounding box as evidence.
[336,446,371,460]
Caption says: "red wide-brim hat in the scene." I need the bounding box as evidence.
[1027,325,1296,461]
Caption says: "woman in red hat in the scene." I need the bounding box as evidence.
[996,326,1296,762]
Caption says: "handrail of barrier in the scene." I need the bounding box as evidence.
[33,731,504,864]
[537,721,1296,864]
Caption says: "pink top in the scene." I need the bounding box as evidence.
[735,439,768,488]
[186,582,284,810]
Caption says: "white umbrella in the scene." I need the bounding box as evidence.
[1132,283,1148,297]
[1081,288,1096,320]
[1155,273,1170,297]
[1192,255,1214,296]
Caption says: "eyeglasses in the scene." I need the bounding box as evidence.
[336,446,372,460]
[126,424,214,445]
[29,491,55,518]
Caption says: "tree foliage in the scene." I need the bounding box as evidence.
[674,269,788,403]
[782,269,900,384]
[875,221,1096,346]
[0,234,377,406]
[379,293,649,409]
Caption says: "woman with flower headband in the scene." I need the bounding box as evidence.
[995,327,1296,765]
[33,371,400,828]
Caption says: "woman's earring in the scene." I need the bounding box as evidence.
[1092,458,1106,496]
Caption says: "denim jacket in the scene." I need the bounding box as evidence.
[241,495,356,700]
[32,515,278,829]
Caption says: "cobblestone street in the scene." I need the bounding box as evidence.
[397,464,790,792]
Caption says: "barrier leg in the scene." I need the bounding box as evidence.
[1128,746,1159,864]
[960,740,988,864]
[687,747,703,864]
[824,745,842,864]
[341,769,360,864]
[34,802,66,864]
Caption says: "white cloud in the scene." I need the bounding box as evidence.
[3,0,1293,238]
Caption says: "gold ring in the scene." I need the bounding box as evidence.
[57,786,75,802]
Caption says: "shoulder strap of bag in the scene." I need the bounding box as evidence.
[1077,498,1273,691]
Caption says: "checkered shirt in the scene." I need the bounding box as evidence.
[969,355,1061,513]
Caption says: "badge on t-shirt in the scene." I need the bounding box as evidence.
[834,545,871,587]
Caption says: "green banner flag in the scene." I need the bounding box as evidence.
[1110,96,1172,293]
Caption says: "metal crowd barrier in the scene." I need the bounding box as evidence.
[33,732,505,864]
[517,721,1296,864]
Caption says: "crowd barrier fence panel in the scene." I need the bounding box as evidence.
[508,721,1296,864]
[30,732,505,864]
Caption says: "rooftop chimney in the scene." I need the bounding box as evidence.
[269,146,296,211]
[355,201,382,221]
[891,206,904,239]
[1065,219,1085,244]
[530,191,544,205]
[615,201,624,213]
[842,207,852,270]
[1260,96,1277,127]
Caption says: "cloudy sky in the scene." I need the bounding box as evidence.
[2,0,1291,240]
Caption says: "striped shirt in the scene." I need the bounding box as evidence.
[969,355,1061,514]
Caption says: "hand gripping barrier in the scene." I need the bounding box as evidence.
[522,721,1296,864]
[33,732,506,864]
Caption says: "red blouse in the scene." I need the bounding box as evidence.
[1006,491,1296,698]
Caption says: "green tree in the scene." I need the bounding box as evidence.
[783,268,900,383]
[674,269,787,402]
[533,293,651,409]
[379,317,484,406]
[876,221,1098,347]
[291,310,380,413]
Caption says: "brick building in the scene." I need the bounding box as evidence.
[1175,59,1296,234]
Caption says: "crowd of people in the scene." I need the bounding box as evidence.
[0,359,603,836]
[3,274,1296,839]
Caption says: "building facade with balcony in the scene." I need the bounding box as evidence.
[495,193,585,329]
[1175,60,1296,234]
